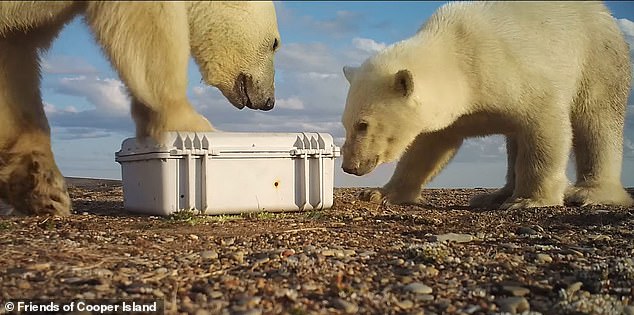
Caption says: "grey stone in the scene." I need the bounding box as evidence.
[404,282,433,294]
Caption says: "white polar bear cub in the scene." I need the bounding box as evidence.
[341,1,633,209]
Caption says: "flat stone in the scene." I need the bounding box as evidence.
[536,253,553,264]
[395,300,414,309]
[431,233,474,243]
[517,226,538,235]
[496,297,529,314]
[502,285,530,297]
[332,298,358,314]
[566,281,583,295]
[404,282,433,294]
[200,250,218,260]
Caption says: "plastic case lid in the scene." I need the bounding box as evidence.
[115,132,341,161]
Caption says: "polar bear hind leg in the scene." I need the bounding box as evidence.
[565,53,633,207]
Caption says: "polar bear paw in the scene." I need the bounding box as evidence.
[2,151,72,216]
[565,184,634,207]
[358,188,426,206]
[469,188,513,209]
[500,197,563,210]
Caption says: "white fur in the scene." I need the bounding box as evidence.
[342,1,633,209]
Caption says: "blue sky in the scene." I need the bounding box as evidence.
[40,1,634,188]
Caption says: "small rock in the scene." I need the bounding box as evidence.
[232,251,245,264]
[517,226,538,235]
[395,300,414,309]
[566,281,583,295]
[210,291,223,299]
[194,309,211,315]
[502,285,530,297]
[221,237,235,246]
[16,279,31,290]
[418,265,440,278]
[280,249,295,257]
[189,234,199,240]
[496,297,529,314]
[200,250,219,260]
[235,309,262,315]
[431,233,474,243]
[404,282,433,294]
[417,294,434,302]
[343,249,356,257]
[536,253,553,264]
[27,263,51,271]
[623,306,634,315]
[332,298,358,314]
[322,249,335,257]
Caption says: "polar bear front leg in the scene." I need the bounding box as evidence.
[0,133,72,216]
[84,2,214,140]
[500,118,571,210]
[470,135,516,209]
[360,132,463,205]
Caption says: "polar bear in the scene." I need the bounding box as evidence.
[0,1,281,215]
[341,1,633,210]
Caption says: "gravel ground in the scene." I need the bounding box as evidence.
[1,178,633,315]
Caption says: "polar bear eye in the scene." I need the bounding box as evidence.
[272,38,279,51]
[356,121,369,133]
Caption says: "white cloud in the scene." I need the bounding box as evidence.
[277,42,341,75]
[42,55,99,75]
[617,18,634,40]
[352,37,386,53]
[54,76,129,115]
[276,97,305,110]
[43,102,78,115]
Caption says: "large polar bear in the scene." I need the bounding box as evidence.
[0,1,281,215]
[341,1,633,210]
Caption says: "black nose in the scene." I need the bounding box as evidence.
[342,166,357,174]
[261,97,274,111]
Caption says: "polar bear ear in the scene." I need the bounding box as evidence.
[394,69,414,97]
[343,66,358,83]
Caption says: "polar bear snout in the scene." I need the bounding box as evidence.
[231,73,275,111]
[341,144,379,176]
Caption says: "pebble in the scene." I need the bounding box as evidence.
[536,253,553,264]
[404,282,433,294]
[502,285,530,297]
[189,234,199,240]
[431,233,474,243]
[395,300,414,309]
[233,309,262,315]
[16,279,31,290]
[200,250,219,260]
[332,298,358,314]
[517,226,538,235]
[232,251,245,264]
[566,281,583,295]
[418,265,440,278]
[322,249,335,257]
[27,263,51,271]
[496,297,530,314]
[210,291,223,299]
[623,306,634,315]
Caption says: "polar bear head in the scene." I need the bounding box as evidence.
[187,1,280,111]
[340,42,470,176]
